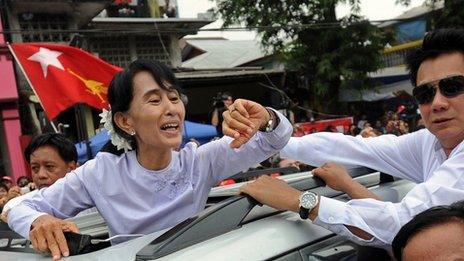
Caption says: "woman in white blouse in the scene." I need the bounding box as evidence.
[7,59,292,260]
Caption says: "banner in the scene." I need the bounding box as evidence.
[293,117,354,136]
[9,43,121,119]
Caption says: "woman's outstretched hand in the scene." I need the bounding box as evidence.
[222,99,271,148]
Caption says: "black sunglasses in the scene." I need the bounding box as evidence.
[413,75,464,104]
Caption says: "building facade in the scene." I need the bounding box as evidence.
[0,0,210,180]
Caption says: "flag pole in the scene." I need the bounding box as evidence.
[7,43,58,133]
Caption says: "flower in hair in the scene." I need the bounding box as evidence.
[99,108,133,152]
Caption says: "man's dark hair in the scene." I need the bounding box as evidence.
[24,133,77,163]
[406,28,464,86]
[392,200,464,261]
[16,175,30,185]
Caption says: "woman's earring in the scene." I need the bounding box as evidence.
[130,130,136,136]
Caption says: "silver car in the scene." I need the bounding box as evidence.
[0,168,414,260]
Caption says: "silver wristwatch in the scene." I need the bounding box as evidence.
[299,191,318,219]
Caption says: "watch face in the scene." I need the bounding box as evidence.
[300,192,318,209]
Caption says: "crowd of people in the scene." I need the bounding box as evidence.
[0,28,463,261]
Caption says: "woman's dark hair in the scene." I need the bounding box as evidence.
[102,59,184,155]
[392,200,464,261]
[24,133,77,163]
[406,28,464,86]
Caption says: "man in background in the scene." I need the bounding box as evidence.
[1,133,77,222]
[211,92,234,136]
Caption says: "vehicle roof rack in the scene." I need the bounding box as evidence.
[229,166,300,181]
[0,221,34,253]
[136,166,379,260]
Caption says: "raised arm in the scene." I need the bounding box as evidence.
[7,161,96,260]
[240,150,464,246]
[197,99,293,186]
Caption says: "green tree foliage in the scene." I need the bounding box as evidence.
[216,0,387,113]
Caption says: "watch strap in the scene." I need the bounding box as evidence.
[299,206,310,219]
[259,108,279,132]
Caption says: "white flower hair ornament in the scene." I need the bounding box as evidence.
[99,108,133,153]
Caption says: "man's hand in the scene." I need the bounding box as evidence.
[239,175,301,212]
[30,215,79,260]
[314,162,379,200]
[222,99,271,148]
[312,162,355,192]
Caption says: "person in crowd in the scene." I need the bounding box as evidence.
[16,176,31,188]
[374,120,385,134]
[397,120,409,135]
[385,120,401,135]
[0,133,78,223]
[324,125,337,132]
[348,124,361,136]
[211,92,234,136]
[2,176,13,190]
[357,115,367,129]
[0,183,8,204]
[392,200,464,260]
[7,59,292,260]
[239,28,464,248]
[0,183,21,212]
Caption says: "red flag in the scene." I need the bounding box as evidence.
[9,43,122,119]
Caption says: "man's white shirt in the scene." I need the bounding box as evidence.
[280,129,464,246]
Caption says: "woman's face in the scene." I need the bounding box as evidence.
[126,71,185,151]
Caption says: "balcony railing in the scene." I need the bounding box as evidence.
[381,40,422,67]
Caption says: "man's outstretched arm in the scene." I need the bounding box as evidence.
[240,156,464,247]
[238,175,374,241]
[312,162,380,201]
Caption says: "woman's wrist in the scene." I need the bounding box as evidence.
[259,108,279,132]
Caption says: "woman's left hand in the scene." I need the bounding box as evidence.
[222,99,270,148]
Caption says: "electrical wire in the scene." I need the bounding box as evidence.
[259,74,350,118]
[0,17,431,35]
[153,19,171,60]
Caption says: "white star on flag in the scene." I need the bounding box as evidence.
[27,47,64,77]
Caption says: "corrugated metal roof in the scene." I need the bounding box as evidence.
[182,39,270,69]
[379,1,444,28]
[176,68,284,80]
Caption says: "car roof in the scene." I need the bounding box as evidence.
[0,168,415,260]
[148,179,416,260]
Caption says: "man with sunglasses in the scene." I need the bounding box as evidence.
[240,28,464,247]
